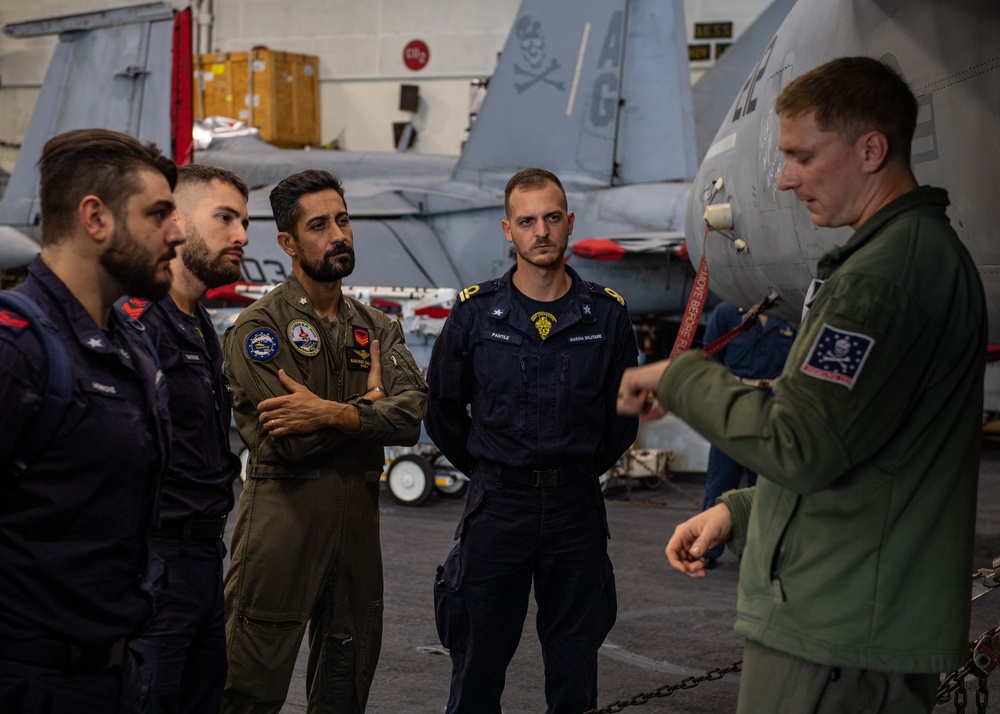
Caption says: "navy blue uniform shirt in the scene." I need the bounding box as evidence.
[0,257,169,645]
[120,296,239,526]
[703,301,796,380]
[426,265,639,477]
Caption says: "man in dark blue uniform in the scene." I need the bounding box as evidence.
[426,168,639,714]
[699,301,795,566]
[0,128,183,712]
[120,164,249,713]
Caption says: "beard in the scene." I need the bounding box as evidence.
[100,222,174,300]
[514,239,566,269]
[180,223,243,289]
[299,242,355,283]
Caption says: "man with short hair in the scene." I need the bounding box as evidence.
[121,164,250,713]
[0,128,183,711]
[426,168,639,713]
[222,169,427,713]
[618,57,986,713]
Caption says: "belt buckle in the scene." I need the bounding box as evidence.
[533,469,559,488]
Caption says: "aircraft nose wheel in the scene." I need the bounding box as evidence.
[387,454,434,506]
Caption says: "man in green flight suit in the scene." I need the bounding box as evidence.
[222,169,427,713]
[617,57,986,713]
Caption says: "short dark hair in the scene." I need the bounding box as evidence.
[504,168,567,218]
[38,128,177,246]
[177,163,249,202]
[775,56,918,164]
[269,169,346,234]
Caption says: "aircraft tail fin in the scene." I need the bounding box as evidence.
[0,3,177,229]
[452,0,696,192]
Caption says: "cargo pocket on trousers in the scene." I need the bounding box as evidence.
[434,544,469,651]
[323,630,357,708]
[229,614,306,700]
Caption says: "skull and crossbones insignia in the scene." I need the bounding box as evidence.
[800,323,875,390]
[512,15,566,94]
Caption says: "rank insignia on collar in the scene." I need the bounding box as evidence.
[299,297,309,306]
[353,327,370,347]
[246,328,279,362]
[582,304,592,315]
[345,346,372,371]
[288,320,321,357]
[491,308,504,317]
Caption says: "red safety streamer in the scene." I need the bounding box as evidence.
[668,226,711,359]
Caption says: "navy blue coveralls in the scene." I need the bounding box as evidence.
[0,257,169,713]
[119,295,240,713]
[700,301,795,559]
[426,265,638,714]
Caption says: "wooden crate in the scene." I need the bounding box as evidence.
[194,49,321,148]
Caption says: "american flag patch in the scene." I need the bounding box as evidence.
[800,324,874,390]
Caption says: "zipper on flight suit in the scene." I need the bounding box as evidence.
[769,498,800,603]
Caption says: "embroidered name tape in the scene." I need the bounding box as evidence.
[481,329,522,345]
[800,323,874,390]
[568,333,605,344]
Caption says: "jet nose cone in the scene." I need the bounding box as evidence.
[0,226,40,269]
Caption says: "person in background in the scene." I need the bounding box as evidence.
[121,163,249,713]
[426,168,639,714]
[697,300,795,568]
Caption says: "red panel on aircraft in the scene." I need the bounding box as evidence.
[572,239,626,261]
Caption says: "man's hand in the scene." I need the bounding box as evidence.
[364,340,385,402]
[665,504,733,578]
[257,371,340,437]
[617,360,670,421]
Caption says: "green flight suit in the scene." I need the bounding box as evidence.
[661,188,985,685]
[222,274,427,714]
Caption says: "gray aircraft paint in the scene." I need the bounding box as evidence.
[0,0,707,317]
[686,0,1000,340]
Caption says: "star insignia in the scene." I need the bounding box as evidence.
[583,305,592,315]
[87,337,103,348]
[299,297,308,305]
[492,308,504,317]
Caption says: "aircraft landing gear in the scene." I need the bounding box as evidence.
[387,454,435,506]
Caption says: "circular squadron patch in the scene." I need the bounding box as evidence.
[245,328,279,361]
[287,319,321,357]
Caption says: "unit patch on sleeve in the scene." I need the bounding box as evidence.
[245,328,280,362]
[800,323,874,390]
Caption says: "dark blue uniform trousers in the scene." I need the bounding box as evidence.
[436,473,616,714]
[131,537,227,714]
[702,447,757,559]
[0,651,147,713]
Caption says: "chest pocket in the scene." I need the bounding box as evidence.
[474,344,526,432]
[559,339,608,430]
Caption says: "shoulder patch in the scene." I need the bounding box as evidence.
[458,281,496,303]
[800,323,874,390]
[0,309,29,330]
[245,328,280,362]
[589,283,626,307]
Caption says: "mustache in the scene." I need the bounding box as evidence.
[325,243,353,259]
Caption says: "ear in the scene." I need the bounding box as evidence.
[501,218,513,244]
[566,210,575,236]
[276,231,298,259]
[859,131,889,174]
[78,195,114,245]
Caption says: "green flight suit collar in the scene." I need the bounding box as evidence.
[279,273,357,324]
[816,185,950,279]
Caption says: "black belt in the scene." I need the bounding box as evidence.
[479,462,591,488]
[155,515,227,540]
[0,636,128,670]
